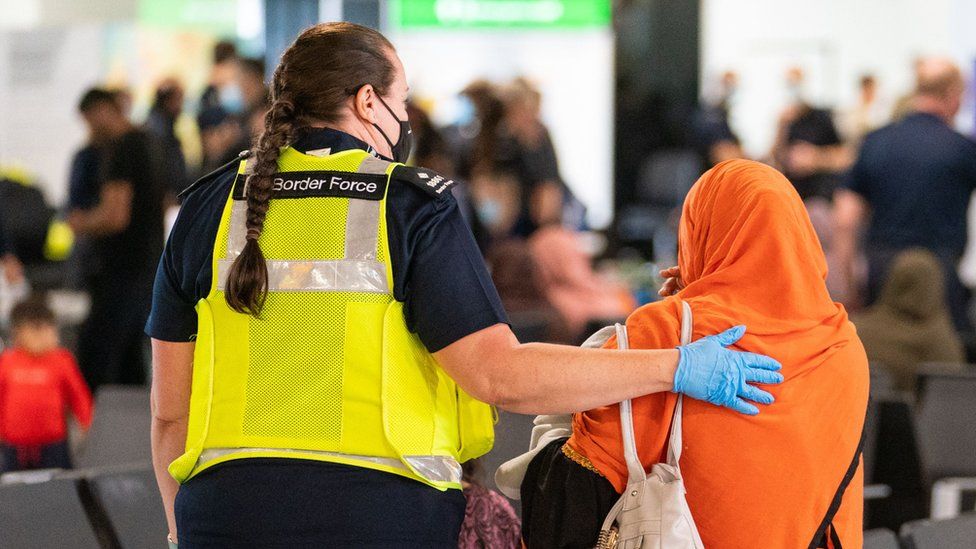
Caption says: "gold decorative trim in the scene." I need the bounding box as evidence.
[561,443,604,477]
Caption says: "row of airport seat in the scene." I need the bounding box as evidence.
[0,386,160,548]
[866,365,976,528]
[0,465,166,549]
[865,513,976,549]
[2,361,973,547]
[4,466,974,549]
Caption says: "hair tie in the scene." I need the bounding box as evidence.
[246,228,261,241]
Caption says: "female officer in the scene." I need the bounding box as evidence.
[147,23,782,548]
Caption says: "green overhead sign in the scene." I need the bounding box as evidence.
[138,0,239,32]
[390,0,612,29]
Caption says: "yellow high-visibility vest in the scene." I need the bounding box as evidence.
[169,147,494,490]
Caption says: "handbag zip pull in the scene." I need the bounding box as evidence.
[595,526,619,549]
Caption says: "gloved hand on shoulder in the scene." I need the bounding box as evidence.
[674,325,783,415]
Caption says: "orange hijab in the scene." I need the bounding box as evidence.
[569,159,868,548]
[677,159,854,359]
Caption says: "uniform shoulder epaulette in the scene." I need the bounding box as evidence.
[178,149,250,199]
[390,164,456,200]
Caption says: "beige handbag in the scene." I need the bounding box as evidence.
[596,300,704,549]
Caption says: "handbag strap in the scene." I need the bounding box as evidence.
[615,324,648,483]
[617,300,693,484]
[667,301,693,467]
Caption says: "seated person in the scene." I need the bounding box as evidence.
[520,160,869,548]
[853,248,964,392]
[529,227,635,340]
[459,460,521,549]
[0,299,93,472]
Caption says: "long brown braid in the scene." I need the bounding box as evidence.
[223,22,396,316]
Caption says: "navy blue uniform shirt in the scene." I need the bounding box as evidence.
[145,127,508,352]
[844,112,976,256]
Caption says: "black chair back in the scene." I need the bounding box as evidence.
[863,397,882,484]
[867,393,928,530]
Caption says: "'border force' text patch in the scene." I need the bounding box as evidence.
[233,171,388,201]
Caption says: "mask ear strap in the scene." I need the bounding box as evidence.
[375,94,402,122]
[371,94,400,154]
[372,120,397,153]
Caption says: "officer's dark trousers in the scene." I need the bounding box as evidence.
[77,277,152,391]
[175,459,466,548]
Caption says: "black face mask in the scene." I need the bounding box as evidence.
[373,95,413,164]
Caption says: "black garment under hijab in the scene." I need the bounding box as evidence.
[520,438,619,549]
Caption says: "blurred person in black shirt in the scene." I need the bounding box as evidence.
[693,70,745,167]
[66,141,104,212]
[452,81,520,249]
[145,78,190,199]
[450,79,572,241]
[406,101,454,176]
[450,80,504,180]
[834,57,976,331]
[771,67,852,201]
[109,87,135,120]
[67,88,166,389]
[200,40,240,112]
[66,93,113,291]
[197,107,245,176]
[498,78,566,236]
[228,58,269,156]
[408,100,499,255]
[239,57,269,117]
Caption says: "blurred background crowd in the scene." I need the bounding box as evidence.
[1,0,976,543]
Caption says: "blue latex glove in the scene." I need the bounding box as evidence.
[673,325,783,415]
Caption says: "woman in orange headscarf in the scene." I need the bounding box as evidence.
[521,159,869,548]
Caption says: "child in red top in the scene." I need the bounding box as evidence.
[0,299,93,472]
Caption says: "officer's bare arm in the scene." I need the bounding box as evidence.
[149,339,194,543]
[433,323,678,415]
[66,180,133,236]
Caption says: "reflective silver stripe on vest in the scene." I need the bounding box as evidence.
[196,448,462,484]
[225,200,248,258]
[216,258,387,293]
[344,199,380,261]
[403,455,464,485]
[219,154,392,292]
[344,155,389,261]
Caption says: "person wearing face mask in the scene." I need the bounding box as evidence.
[146,23,783,548]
